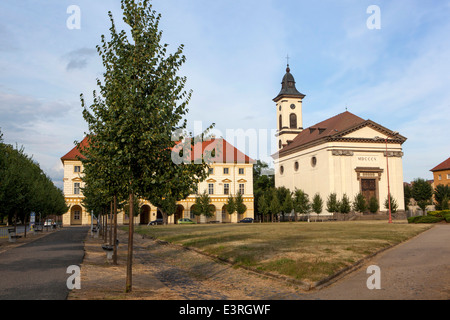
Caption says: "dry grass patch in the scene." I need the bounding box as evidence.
[135,221,431,285]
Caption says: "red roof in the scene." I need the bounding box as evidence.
[60,136,90,161]
[430,157,450,172]
[279,111,366,154]
[61,136,254,164]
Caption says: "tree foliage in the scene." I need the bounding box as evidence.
[0,132,67,226]
[352,193,367,213]
[79,0,213,293]
[384,194,398,214]
[193,191,215,218]
[368,196,379,214]
[434,185,450,211]
[311,193,323,214]
[326,193,339,214]
[411,178,433,215]
[339,194,351,214]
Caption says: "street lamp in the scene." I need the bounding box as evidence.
[374,132,399,224]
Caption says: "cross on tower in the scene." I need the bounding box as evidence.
[286,54,290,66]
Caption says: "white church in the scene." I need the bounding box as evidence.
[273,65,407,214]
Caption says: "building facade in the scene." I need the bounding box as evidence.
[61,137,255,226]
[273,65,407,215]
[431,157,450,187]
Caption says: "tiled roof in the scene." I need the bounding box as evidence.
[430,157,450,172]
[277,111,406,157]
[60,136,90,161]
[61,136,255,164]
[278,111,366,154]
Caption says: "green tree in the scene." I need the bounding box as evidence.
[339,194,351,214]
[384,194,398,214]
[235,192,247,219]
[269,188,281,222]
[326,193,339,214]
[312,193,323,215]
[352,193,367,213]
[282,192,294,220]
[441,195,450,210]
[253,160,275,221]
[226,194,236,217]
[257,194,269,222]
[411,178,433,215]
[434,185,450,210]
[192,191,215,218]
[293,189,311,221]
[368,196,379,214]
[79,0,212,293]
[404,184,412,211]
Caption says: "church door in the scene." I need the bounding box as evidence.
[361,179,377,203]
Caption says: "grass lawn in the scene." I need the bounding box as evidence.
[134,221,432,285]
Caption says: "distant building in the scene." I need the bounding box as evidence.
[430,157,450,187]
[273,65,407,214]
[60,137,255,226]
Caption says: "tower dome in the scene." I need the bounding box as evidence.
[273,65,305,102]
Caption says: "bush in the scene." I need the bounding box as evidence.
[408,215,444,224]
[407,216,423,224]
[428,210,450,218]
[444,213,450,223]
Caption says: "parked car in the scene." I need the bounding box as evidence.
[239,218,254,223]
[148,218,164,226]
[44,219,55,227]
[177,218,196,224]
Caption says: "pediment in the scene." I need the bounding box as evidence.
[72,177,83,182]
[206,178,217,183]
[341,126,386,139]
[338,121,406,142]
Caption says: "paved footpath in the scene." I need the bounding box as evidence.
[305,224,450,300]
[0,227,88,300]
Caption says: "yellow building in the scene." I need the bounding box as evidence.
[60,137,255,226]
[431,157,450,187]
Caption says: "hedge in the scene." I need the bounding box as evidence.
[428,210,450,217]
[408,215,445,224]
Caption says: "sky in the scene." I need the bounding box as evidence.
[0,0,449,190]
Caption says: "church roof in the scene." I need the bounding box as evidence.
[273,65,305,102]
[61,136,255,164]
[276,111,407,157]
[430,157,450,172]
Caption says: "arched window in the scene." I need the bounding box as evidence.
[279,115,283,130]
[290,113,297,129]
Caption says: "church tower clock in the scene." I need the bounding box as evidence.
[273,64,305,149]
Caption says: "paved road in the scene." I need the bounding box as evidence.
[0,227,88,300]
[306,224,450,300]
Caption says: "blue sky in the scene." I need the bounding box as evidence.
[0,0,449,189]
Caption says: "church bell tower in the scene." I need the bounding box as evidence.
[273,64,305,150]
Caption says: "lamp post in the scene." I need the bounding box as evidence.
[374,132,398,224]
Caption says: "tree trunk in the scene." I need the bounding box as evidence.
[126,192,134,293]
[113,195,118,265]
[109,201,113,246]
[24,214,28,238]
[104,208,108,243]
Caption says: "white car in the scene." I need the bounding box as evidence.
[44,219,55,227]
